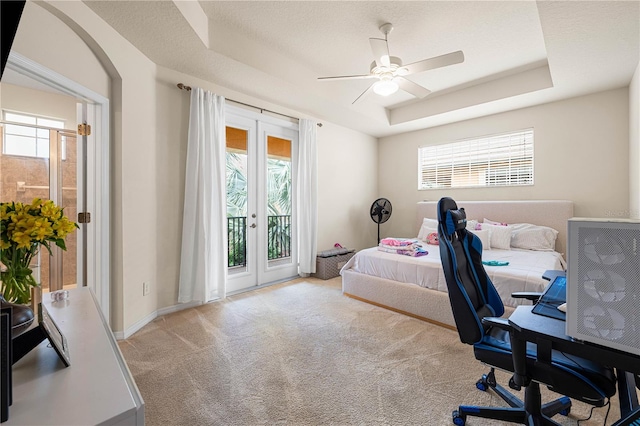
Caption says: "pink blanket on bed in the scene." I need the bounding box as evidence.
[378,238,428,257]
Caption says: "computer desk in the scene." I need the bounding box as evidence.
[509,294,640,425]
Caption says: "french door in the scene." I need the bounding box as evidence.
[225,108,299,293]
[0,120,85,295]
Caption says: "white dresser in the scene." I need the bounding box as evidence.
[5,288,144,425]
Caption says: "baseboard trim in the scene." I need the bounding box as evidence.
[115,300,203,340]
[157,300,202,316]
[118,311,157,340]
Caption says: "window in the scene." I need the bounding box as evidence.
[2,111,65,159]
[418,129,534,190]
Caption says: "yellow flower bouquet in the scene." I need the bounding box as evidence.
[1,198,78,304]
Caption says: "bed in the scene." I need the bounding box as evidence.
[341,200,574,329]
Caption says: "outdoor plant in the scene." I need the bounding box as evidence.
[225,151,293,266]
[0,198,78,304]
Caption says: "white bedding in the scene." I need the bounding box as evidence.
[341,244,566,308]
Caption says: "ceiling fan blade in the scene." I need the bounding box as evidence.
[369,37,390,68]
[318,74,375,81]
[395,77,431,99]
[352,82,375,104]
[402,50,464,75]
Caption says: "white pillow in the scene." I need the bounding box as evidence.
[419,227,438,242]
[471,228,490,250]
[466,219,479,231]
[484,218,509,226]
[423,217,438,227]
[417,218,439,240]
[510,223,559,251]
[480,223,513,250]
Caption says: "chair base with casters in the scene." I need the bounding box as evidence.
[453,310,575,426]
[453,367,572,426]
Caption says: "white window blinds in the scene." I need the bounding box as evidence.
[418,129,534,190]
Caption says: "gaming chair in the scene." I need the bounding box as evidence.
[437,197,616,425]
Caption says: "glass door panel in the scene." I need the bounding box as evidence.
[226,126,249,274]
[59,131,78,290]
[266,135,292,266]
[0,123,81,295]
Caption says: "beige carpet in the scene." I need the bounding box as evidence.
[118,277,620,425]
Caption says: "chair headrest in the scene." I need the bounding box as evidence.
[437,197,467,236]
[446,208,467,235]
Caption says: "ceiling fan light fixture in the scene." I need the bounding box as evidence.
[373,79,399,96]
[318,22,463,104]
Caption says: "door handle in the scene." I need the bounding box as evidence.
[250,223,257,228]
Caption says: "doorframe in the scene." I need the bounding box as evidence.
[6,51,111,321]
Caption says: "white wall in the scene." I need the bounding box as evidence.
[379,89,630,238]
[0,83,77,126]
[10,2,110,99]
[630,62,640,219]
[153,69,189,311]
[316,123,378,250]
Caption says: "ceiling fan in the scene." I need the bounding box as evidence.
[318,23,464,104]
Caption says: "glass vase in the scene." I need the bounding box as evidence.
[0,247,41,305]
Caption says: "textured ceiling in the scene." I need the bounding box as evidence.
[77,1,640,137]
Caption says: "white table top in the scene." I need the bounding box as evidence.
[6,288,144,425]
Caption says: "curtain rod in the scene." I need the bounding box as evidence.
[177,83,322,127]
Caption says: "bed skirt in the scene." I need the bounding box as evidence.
[341,269,514,330]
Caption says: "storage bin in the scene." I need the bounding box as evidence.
[313,250,355,280]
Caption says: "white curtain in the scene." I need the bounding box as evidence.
[178,88,227,303]
[297,119,318,274]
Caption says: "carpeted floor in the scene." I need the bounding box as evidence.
[118,277,619,425]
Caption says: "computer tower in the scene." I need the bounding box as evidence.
[567,218,640,356]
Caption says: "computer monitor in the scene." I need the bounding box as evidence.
[566,217,640,356]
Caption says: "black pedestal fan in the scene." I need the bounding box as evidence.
[370,198,392,244]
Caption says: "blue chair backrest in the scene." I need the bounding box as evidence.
[437,197,504,344]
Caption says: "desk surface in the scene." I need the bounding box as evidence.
[510,305,640,425]
[6,288,144,425]
[509,305,640,375]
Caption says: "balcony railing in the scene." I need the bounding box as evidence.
[227,215,291,268]
[267,215,291,261]
[227,216,247,268]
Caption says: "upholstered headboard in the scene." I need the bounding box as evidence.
[416,200,574,255]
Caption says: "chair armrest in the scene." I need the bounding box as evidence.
[511,292,543,303]
[509,332,531,387]
[481,316,511,331]
[482,316,532,387]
